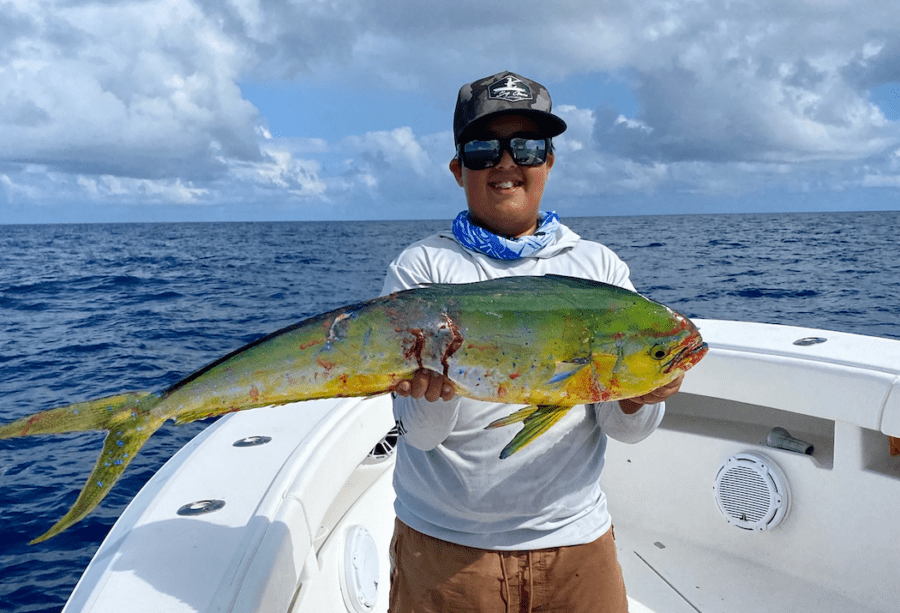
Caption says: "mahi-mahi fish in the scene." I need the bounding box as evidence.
[0,275,707,543]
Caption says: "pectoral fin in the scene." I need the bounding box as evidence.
[487,405,573,459]
[548,357,590,385]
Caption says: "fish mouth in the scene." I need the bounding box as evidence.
[664,337,709,374]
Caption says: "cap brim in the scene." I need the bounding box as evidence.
[456,109,568,145]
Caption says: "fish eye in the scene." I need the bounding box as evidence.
[650,344,669,360]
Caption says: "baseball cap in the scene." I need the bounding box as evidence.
[453,71,568,146]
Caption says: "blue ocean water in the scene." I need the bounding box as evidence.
[0,212,898,612]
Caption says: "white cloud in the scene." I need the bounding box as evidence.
[226,143,327,196]
[342,128,433,178]
[0,0,259,180]
[76,175,210,203]
[1,0,900,221]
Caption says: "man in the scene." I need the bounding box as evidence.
[384,71,681,612]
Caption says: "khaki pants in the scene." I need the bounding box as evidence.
[388,519,628,613]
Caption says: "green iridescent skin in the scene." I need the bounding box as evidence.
[0,275,707,543]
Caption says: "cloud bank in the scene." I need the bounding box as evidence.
[1,0,899,222]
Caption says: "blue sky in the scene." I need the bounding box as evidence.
[1,0,899,224]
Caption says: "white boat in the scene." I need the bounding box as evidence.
[61,319,900,613]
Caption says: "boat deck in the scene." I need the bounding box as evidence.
[617,529,887,613]
[62,319,900,613]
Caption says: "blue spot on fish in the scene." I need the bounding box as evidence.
[116,440,124,447]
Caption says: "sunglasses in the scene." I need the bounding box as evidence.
[458,137,550,170]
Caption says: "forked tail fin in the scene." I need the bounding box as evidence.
[0,392,167,544]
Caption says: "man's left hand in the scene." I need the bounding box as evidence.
[619,374,684,414]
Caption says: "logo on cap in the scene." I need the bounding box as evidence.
[488,75,533,103]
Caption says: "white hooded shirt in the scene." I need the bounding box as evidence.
[381,222,664,550]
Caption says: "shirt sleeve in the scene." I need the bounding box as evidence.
[381,242,443,295]
[604,256,635,291]
[393,394,461,451]
[383,246,461,450]
[594,401,665,444]
[382,261,425,295]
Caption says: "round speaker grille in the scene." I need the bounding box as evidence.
[341,525,379,612]
[714,452,790,531]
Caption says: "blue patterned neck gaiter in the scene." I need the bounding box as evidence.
[452,210,560,260]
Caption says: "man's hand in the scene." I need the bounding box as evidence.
[394,369,456,402]
[619,374,684,414]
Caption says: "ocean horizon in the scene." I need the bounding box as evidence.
[1,210,898,611]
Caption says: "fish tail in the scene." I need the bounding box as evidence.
[490,405,572,460]
[0,392,168,544]
[0,392,156,439]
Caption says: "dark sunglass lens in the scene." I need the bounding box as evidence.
[462,140,501,169]
[510,138,547,166]
[461,138,548,169]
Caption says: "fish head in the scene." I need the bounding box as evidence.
[657,311,708,375]
[591,306,708,399]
